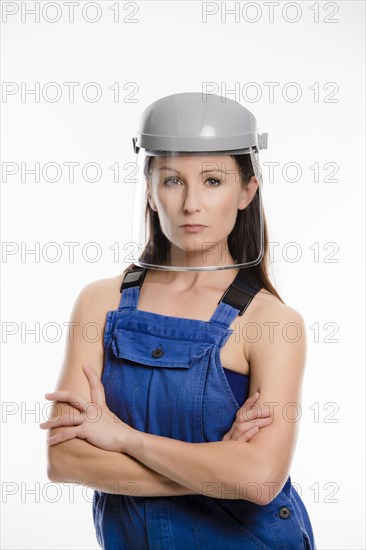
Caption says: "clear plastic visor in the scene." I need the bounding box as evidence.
[131,150,264,272]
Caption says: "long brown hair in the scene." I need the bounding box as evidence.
[122,153,284,304]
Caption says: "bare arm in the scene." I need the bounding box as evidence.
[113,303,307,506]
[48,428,197,497]
[46,277,196,497]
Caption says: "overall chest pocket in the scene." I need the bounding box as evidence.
[110,328,208,368]
[108,327,213,440]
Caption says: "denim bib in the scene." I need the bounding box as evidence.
[93,267,316,550]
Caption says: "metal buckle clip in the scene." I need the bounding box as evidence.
[218,284,253,316]
[120,268,146,292]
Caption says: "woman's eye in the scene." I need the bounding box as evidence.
[163,177,181,186]
[206,178,221,186]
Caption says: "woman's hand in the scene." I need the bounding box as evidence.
[221,391,272,442]
[39,364,135,453]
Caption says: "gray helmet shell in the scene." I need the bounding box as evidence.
[132,92,268,156]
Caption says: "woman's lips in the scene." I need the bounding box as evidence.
[180,225,207,233]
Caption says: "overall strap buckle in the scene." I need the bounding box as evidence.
[120,267,147,293]
[218,270,261,316]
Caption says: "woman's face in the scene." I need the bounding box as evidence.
[147,155,258,265]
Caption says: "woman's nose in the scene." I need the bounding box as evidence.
[181,184,202,213]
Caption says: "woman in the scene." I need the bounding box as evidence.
[41,92,316,549]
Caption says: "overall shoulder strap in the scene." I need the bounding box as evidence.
[117,266,263,326]
[118,266,147,310]
[209,269,263,328]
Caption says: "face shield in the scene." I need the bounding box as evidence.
[130,93,268,272]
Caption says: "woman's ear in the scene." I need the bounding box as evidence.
[238,176,259,210]
[146,181,158,212]
[148,197,158,212]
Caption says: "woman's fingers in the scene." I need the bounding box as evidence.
[44,390,89,414]
[222,391,273,441]
[40,412,84,429]
[222,416,272,441]
[239,391,272,419]
[235,391,260,420]
[46,426,80,446]
[236,417,272,433]
[243,391,259,407]
[222,431,232,441]
[236,426,259,442]
[236,403,272,423]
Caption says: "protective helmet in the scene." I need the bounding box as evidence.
[131,92,268,272]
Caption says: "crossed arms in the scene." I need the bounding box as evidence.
[44,278,306,505]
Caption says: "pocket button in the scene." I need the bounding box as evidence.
[279,506,291,519]
[151,348,164,358]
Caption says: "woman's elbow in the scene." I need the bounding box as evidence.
[46,447,68,482]
[46,438,80,482]
[238,458,284,506]
[254,468,288,506]
[47,463,62,483]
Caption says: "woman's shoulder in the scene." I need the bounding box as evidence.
[248,287,305,328]
[229,288,306,370]
[75,272,126,315]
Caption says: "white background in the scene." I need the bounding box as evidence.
[1,1,365,548]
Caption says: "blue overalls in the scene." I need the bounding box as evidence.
[93,267,316,550]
